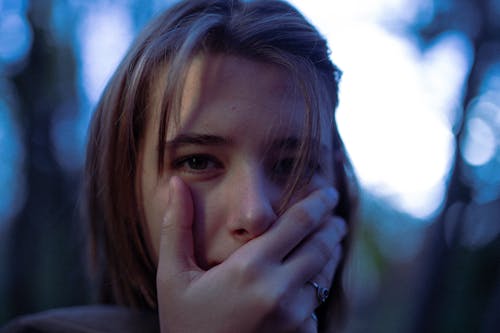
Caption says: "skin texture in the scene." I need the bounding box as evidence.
[140,54,347,332]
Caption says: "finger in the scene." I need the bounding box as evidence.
[281,217,346,286]
[157,176,200,287]
[296,314,318,333]
[255,187,338,261]
[283,286,319,333]
[286,246,342,333]
[315,243,343,290]
[308,243,342,307]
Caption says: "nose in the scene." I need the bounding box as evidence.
[227,166,278,242]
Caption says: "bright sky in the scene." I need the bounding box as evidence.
[77,0,473,221]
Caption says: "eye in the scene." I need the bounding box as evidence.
[307,161,322,174]
[173,154,222,172]
[271,157,322,181]
[272,158,295,177]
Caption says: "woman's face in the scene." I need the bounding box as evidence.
[141,54,334,269]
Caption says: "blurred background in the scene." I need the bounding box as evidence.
[0,0,499,332]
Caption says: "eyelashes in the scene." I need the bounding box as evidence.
[171,153,322,180]
[172,154,223,173]
[270,157,322,182]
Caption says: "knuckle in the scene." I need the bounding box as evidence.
[273,297,289,317]
[160,211,178,234]
[254,286,304,331]
[274,300,299,330]
[311,237,333,263]
[155,270,172,295]
[231,256,263,283]
[319,187,338,209]
[332,216,347,238]
[291,206,316,230]
[253,286,282,313]
[160,220,174,237]
[264,288,304,329]
[278,306,303,331]
[325,246,342,273]
[318,193,331,209]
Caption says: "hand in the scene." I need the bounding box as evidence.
[156,176,347,333]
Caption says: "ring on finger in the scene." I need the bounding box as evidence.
[307,281,329,305]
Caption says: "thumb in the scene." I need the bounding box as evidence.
[157,176,200,288]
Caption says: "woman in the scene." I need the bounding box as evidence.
[3,0,357,332]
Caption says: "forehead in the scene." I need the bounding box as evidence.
[177,54,302,135]
[149,53,333,146]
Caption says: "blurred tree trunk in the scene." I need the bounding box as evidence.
[410,0,500,332]
[5,0,89,322]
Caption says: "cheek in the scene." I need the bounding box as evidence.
[188,182,237,267]
[190,183,227,241]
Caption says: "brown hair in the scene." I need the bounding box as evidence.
[84,0,357,331]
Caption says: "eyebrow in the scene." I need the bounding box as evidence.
[164,133,329,153]
[165,133,232,149]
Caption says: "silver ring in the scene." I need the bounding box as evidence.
[311,312,318,322]
[308,281,329,305]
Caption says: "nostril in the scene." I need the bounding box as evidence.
[232,228,256,242]
[234,228,248,236]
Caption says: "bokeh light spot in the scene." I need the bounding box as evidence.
[78,3,133,105]
[0,12,32,64]
[461,116,496,166]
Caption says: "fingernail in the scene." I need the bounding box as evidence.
[325,187,339,206]
[337,218,347,237]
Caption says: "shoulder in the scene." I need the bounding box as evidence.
[1,305,159,333]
